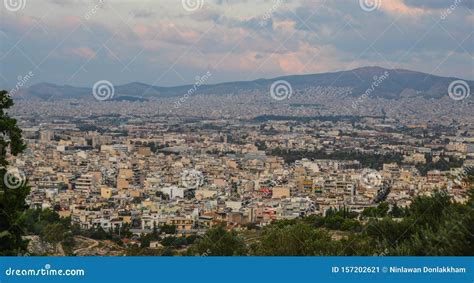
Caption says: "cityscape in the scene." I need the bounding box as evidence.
[0,0,473,260]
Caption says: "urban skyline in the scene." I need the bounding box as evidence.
[0,0,473,259]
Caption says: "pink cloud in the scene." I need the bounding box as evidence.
[466,14,474,24]
[380,0,425,16]
[69,47,96,59]
[60,16,82,29]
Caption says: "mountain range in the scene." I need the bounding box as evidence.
[13,67,473,101]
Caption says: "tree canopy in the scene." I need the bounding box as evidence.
[0,90,29,255]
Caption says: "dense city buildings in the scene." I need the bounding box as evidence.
[7,93,472,254]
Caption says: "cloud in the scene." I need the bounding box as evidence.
[0,0,472,89]
[69,47,97,59]
[404,0,474,10]
[131,9,155,19]
[380,0,425,16]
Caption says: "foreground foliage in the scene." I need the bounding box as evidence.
[189,190,474,256]
[0,91,28,255]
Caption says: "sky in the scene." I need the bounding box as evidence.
[0,0,473,89]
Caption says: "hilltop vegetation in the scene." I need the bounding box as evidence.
[188,190,474,256]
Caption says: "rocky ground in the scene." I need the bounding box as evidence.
[24,235,125,256]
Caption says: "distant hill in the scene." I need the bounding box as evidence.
[14,67,473,101]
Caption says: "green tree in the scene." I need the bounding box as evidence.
[251,223,337,256]
[40,223,66,254]
[41,223,65,244]
[160,236,177,247]
[0,90,28,255]
[188,225,247,256]
[389,203,404,218]
[159,224,176,235]
[362,202,389,218]
[62,231,75,255]
[87,226,108,240]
